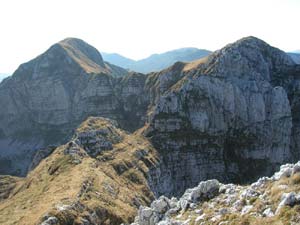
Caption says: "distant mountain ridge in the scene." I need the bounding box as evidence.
[101,53,135,68]
[0,73,9,82]
[288,52,300,64]
[102,47,211,73]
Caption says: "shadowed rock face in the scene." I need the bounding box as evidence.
[271,64,300,160]
[0,36,300,202]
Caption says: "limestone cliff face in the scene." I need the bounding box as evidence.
[270,64,300,159]
[144,37,298,197]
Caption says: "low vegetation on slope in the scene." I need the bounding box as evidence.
[0,117,159,225]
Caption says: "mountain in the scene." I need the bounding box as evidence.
[288,52,300,64]
[11,37,128,78]
[1,36,300,224]
[102,48,211,73]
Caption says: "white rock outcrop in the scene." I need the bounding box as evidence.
[132,180,220,225]
[134,161,300,225]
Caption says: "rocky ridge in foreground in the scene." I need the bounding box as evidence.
[132,162,300,225]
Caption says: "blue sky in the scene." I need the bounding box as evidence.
[0,0,299,74]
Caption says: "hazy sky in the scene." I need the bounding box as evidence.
[0,0,299,74]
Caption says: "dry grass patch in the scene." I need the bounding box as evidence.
[291,173,300,185]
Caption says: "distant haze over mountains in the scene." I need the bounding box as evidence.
[102,47,212,73]
[288,53,300,64]
[0,73,9,82]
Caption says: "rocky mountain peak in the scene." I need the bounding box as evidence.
[10,37,126,82]
[58,37,106,70]
[228,36,294,65]
[200,36,295,81]
[232,36,271,47]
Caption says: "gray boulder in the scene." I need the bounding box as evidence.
[40,217,58,225]
[276,192,298,214]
